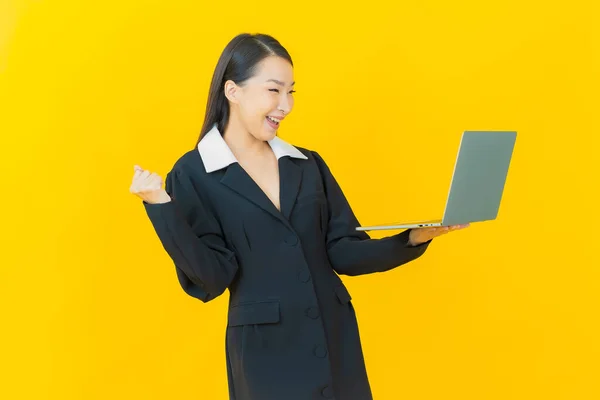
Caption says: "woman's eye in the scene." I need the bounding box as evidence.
[269,88,295,94]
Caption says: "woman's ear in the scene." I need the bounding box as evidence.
[224,80,239,104]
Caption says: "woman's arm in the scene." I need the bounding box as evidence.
[312,151,431,276]
[143,167,239,302]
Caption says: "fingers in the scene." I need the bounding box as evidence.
[146,173,163,190]
[131,165,148,192]
[437,224,469,236]
[132,167,144,186]
[426,224,469,240]
[139,170,152,187]
[133,165,151,182]
[131,170,149,193]
[436,226,451,236]
[436,224,469,232]
[131,165,163,194]
[412,223,470,244]
[140,174,161,192]
[450,223,470,230]
[440,224,469,233]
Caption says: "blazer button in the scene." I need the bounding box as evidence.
[313,345,328,358]
[305,307,320,319]
[297,270,311,283]
[284,234,299,246]
[321,385,334,399]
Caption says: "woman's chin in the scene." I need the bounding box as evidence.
[258,123,278,141]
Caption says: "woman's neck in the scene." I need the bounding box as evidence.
[223,118,271,161]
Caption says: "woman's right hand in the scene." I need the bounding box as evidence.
[130,165,172,204]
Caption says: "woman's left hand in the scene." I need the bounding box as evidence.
[408,223,470,246]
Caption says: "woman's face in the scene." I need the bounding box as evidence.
[226,56,295,141]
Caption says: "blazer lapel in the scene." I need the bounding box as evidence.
[219,157,303,226]
[279,157,303,220]
[220,163,281,222]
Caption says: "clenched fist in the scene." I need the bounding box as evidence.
[130,165,172,204]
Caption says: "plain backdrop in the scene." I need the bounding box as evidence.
[1,0,599,399]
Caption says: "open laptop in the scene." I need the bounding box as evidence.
[356,130,517,231]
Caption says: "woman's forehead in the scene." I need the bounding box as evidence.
[253,57,294,84]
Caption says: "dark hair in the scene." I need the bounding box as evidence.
[195,33,293,146]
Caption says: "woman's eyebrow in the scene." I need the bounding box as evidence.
[266,79,295,86]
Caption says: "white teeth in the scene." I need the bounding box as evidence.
[267,116,280,124]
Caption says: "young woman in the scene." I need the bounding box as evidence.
[130,33,468,400]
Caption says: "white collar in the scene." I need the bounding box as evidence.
[197,124,308,173]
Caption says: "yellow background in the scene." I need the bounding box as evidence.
[1,0,599,399]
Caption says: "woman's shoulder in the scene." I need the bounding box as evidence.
[168,148,207,176]
[292,145,324,163]
[293,145,331,172]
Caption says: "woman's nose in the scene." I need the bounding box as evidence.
[279,95,292,114]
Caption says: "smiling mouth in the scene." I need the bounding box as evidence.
[266,116,281,128]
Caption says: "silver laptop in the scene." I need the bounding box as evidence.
[356,130,517,231]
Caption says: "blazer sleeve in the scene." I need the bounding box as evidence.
[312,151,432,276]
[142,166,239,302]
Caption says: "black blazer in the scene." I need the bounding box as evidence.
[143,148,431,400]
